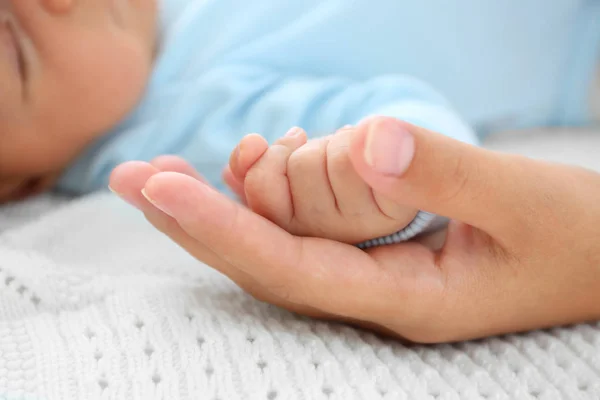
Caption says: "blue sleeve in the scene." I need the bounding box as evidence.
[59,64,477,198]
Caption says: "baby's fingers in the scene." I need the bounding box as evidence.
[221,165,246,203]
[244,128,307,228]
[229,133,269,181]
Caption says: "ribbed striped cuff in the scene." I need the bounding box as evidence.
[357,211,447,249]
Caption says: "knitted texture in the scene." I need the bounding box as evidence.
[358,212,439,249]
[0,129,599,400]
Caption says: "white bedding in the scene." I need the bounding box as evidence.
[1,127,599,400]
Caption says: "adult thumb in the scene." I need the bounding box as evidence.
[349,117,532,235]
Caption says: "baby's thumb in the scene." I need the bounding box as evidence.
[349,117,522,235]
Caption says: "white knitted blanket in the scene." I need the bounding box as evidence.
[1,128,599,400]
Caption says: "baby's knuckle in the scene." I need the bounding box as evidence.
[287,147,317,175]
[244,165,269,196]
[326,145,351,176]
[286,149,304,171]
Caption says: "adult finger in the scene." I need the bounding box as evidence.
[110,162,334,318]
[110,163,276,301]
[141,171,429,321]
[348,117,560,237]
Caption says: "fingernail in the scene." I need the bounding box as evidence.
[364,121,415,176]
[285,127,302,137]
[141,188,174,217]
[108,185,123,197]
[108,185,139,208]
[232,144,242,165]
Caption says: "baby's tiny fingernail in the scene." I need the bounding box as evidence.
[232,144,241,163]
[141,188,174,217]
[285,127,302,137]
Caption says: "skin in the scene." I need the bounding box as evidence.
[223,128,419,244]
[0,0,157,201]
[3,0,599,343]
[110,117,600,343]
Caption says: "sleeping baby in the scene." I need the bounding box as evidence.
[1,0,598,245]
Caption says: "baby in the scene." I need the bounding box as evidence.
[0,0,157,200]
[1,0,599,245]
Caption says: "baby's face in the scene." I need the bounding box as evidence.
[0,0,157,201]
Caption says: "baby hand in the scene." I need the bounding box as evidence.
[223,126,418,244]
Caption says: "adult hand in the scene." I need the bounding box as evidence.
[109,118,600,343]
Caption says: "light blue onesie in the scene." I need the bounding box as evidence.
[58,0,600,242]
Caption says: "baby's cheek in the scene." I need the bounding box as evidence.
[46,34,152,138]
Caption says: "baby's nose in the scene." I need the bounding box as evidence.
[41,0,74,14]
